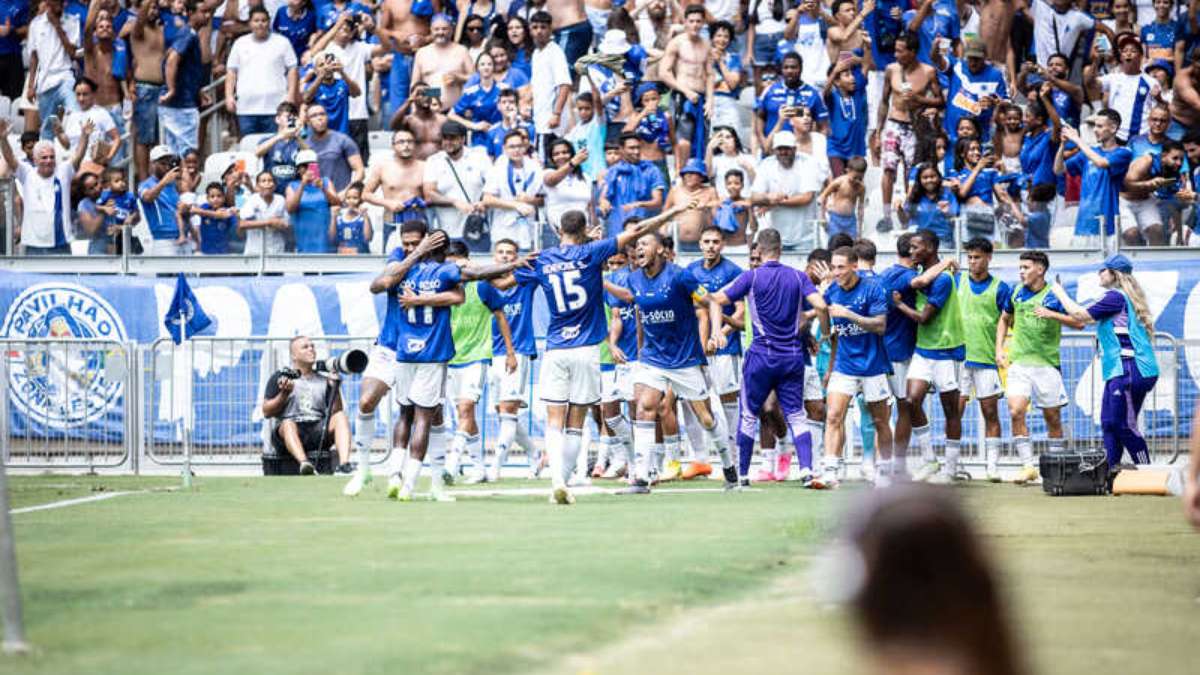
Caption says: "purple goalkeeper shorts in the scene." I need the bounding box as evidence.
[740,343,809,416]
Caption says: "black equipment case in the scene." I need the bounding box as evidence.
[1039,450,1109,496]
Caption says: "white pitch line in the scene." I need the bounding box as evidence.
[10,490,144,515]
[446,486,763,498]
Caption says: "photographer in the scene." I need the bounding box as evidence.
[261,335,353,475]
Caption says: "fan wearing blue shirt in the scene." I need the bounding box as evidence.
[599,133,666,236]
[903,0,960,67]
[898,163,960,244]
[824,57,868,171]
[754,53,830,151]
[0,0,28,99]
[511,206,687,505]
[191,182,238,254]
[274,0,320,60]
[476,238,539,482]
[934,39,1007,145]
[303,52,360,135]
[816,246,894,488]
[1057,111,1133,242]
[138,146,186,253]
[624,231,738,493]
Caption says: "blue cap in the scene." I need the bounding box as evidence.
[680,158,708,179]
[1102,254,1133,275]
[635,82,659,104]
[1145,58,1174,77]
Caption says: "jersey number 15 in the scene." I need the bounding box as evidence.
[548,270,588,312]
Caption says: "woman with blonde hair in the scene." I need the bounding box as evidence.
[1051,254,1159,466]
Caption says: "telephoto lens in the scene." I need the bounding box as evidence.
[314,349,369,375]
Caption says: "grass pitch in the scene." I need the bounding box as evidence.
[4,474,1197,675]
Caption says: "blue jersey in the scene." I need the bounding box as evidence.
[313,79,352,134]
[1141,20,1178,64]
[902,1,960,66]
[478,279,539,356]
[1065,145,1132,236]
[137,177,180,239]
[603,160,665,236]
[628,263,707,370]
[755,80,829,138]
[390,258,463,363]
[954,167,1018,205]
[485,120,537,158]
[514,237,619,350]
[942,56,1007,144]
[334,211,367,251]
[197,203,236,254]
[318,1,371,31]
[864,0,905,70]
[687,257,744,357]
[824,275,890,377]
[1020,128,1058,188]
[273,7,319,60]
[98,189,136,232]
[904,188,959,243]
[455,81,504,148]
[0,0,29,56]
[605,267,638,361]
[879,263,919,363]
[634,112,671,152]
[825,68,868,159]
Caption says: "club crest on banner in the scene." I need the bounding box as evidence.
[1,283,129,427]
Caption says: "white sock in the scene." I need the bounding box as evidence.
[448,430,468,475]
[633,421,656,482]
[580,422,594,472]
[545,427,565,489]
[401,454,422,492]
[664,434,681,462]
[985,437,1002,471]
[703,421,733,469]
[807,420,825,459]
[722,402,739,448]
[495,414,517,474]
[563,429,584,484]
[354,411,375,466]
[429,426,449,476]
[651,443,665,477]
[913,425,934,464]
[877,458,893,478]
[1015,436,1034,465]
[465,433,483,471]
[389,446,408,476]
[514,421,535,453]
[944,439,960,476]
[680,406,707,460]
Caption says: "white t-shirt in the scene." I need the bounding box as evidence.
[227,33,298,116]
[63,107,118,160]
[238,192,288,255]
[1100,71,1160,142]
[15,161,76,248]
[750,153,822,247]
[28,13,82,94]
[705,0,739,22]
[795,132,832,184]
[425,148,490,237]
[338,40,372,121]
[1032,0,1095,66]
[484,156,544,249]
[752,0,787,35]
[711,152,757,200]
[531,42,571,135]
[543,170,593,230]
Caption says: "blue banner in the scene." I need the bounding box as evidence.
[2,261,1197,447]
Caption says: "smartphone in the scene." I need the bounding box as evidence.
[424,86,442,99]
[306,162,321,181]
[1096,34,1111,54]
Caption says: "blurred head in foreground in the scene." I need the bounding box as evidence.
[843,486,1025,675]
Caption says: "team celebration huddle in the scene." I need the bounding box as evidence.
[332,215,1160,504]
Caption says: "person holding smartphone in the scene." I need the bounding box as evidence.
[285,148,341,253]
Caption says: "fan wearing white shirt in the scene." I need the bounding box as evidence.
[483,130,545,250]
[58,78,120,166]
[238,170,291,255]
[543,138,594,235]
[0,118,89,255]
[422,121,491,238]
[225,6,299,135]
[750,131,823,249]
[530,12,572,158]
[26,0,83,139]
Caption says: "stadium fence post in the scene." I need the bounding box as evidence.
[0,460,29,655]
[182,328,193,490]
[2,179,13,257]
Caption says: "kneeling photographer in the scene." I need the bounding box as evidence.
[261,336,366,475]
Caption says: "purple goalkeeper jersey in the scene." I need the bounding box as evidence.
[722,260,818,352]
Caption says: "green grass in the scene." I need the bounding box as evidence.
[3,476,1197,674]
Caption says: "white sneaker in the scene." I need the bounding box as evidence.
[464,467,489,485]
[342,468,372,496]
[873,470,893,489]
[810,465,840,490]
[550,485,575,505]
[396,482,414,502]
[569,474,592,487]
[385,472,403,500]
[912,460,941,483]
[797,467,814,487]
[860,460,877,482]
[927,471,953,486]
[986,464,1002,483]
[430,486,456,503]
[602,459,626,479]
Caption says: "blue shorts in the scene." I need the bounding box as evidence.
[752,32,782,66]
[827,211,857,237]
[553,20,593,67]
[134,82,161,145]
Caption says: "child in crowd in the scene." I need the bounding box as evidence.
[819,156,867,237]
[626,83,673,186]
[712,168,755,246]
[898,163,959,244]
[239,171,290,255]
[564,80,607,180]
[330,182,373,254]
[97,167,140,254]
[191,182,239,255]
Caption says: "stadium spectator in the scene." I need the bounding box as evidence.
[310,11,375,157]
[73,170,106,254]
[303,48,362,136]
[128,0,165,181]
[1056,112,1132,247]
[750,130,822,249]
[261,335,353,476]
[225,6,299,135]
[159,3,212,156]
[0,117,88,255]
[138,145,189,255]
[424,120,490,238]
[529,11,571,158]
[0,0,26,101]
[394,84,447,158]
[482,129,543,249]
[305,104,364,192]
[27,0,81,139]
[409,13,473,109]
[81,1,126,156]
[57,77,119,167]
[599,132,665,237]
[239,170,290,255]
[542,138,594,236]
[286,148,340,253]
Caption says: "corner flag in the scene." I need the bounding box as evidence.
[164,273,212,344]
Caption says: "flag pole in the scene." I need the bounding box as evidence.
[181,299,193,490]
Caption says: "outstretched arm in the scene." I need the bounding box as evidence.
[1049,282,1095,324]
[459,254,538,282]
[615,201,694,249]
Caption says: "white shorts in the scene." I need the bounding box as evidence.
[362,344,397,388]
[1119,196,1163,234]
[906,353,961,393]
[394,362,448,408]
[827,371,892,403]
[960,365,1003,400]
[1005,363,1068,409]
[867,70,884,133]
[804,365,824,401]
[601,362,636,404]
[888,359,911,399]
[447,360,487,403]
[489,353,531,403]
[539,344,601,405]
[634,362,709,401]
[706,354,742,396]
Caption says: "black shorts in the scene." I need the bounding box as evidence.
[671,91,704,146]
[264,419,332,475]
[0,54,22,100]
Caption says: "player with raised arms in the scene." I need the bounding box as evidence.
[513,203,693,505]
[707,229,830,488]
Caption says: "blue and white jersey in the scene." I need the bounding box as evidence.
[628,263,707,370]
[755,80,829,137]
[465,67,529,92]
[137,176,180,240]
[942,56,1007,144]
[863,0,906,70]
[605,266,638,361]
[1099,71,1157,142]
[454,80,503,137]
[514,237,618,350]
[317,1,371,31]
[334,210,367,251]
[478,279,540,356]
[687,257,743,357]
[823,275,890,377]
[386,255,463,363]
[879,263,918,363]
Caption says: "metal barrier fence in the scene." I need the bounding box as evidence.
[3,334,1198,472]
[0,338,135,469]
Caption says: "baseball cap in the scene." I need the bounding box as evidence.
[964,38,986,58]
[679,158,708,179]
[1115,32,1140,52]
[1145,59,1174,77]
[440,120,468,137]
[295,149,318,165]
[1101,254,1133,275]
[149,145,175,162]
[773,131,797,148]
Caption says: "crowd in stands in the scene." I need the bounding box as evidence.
[1,0,1200,255]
